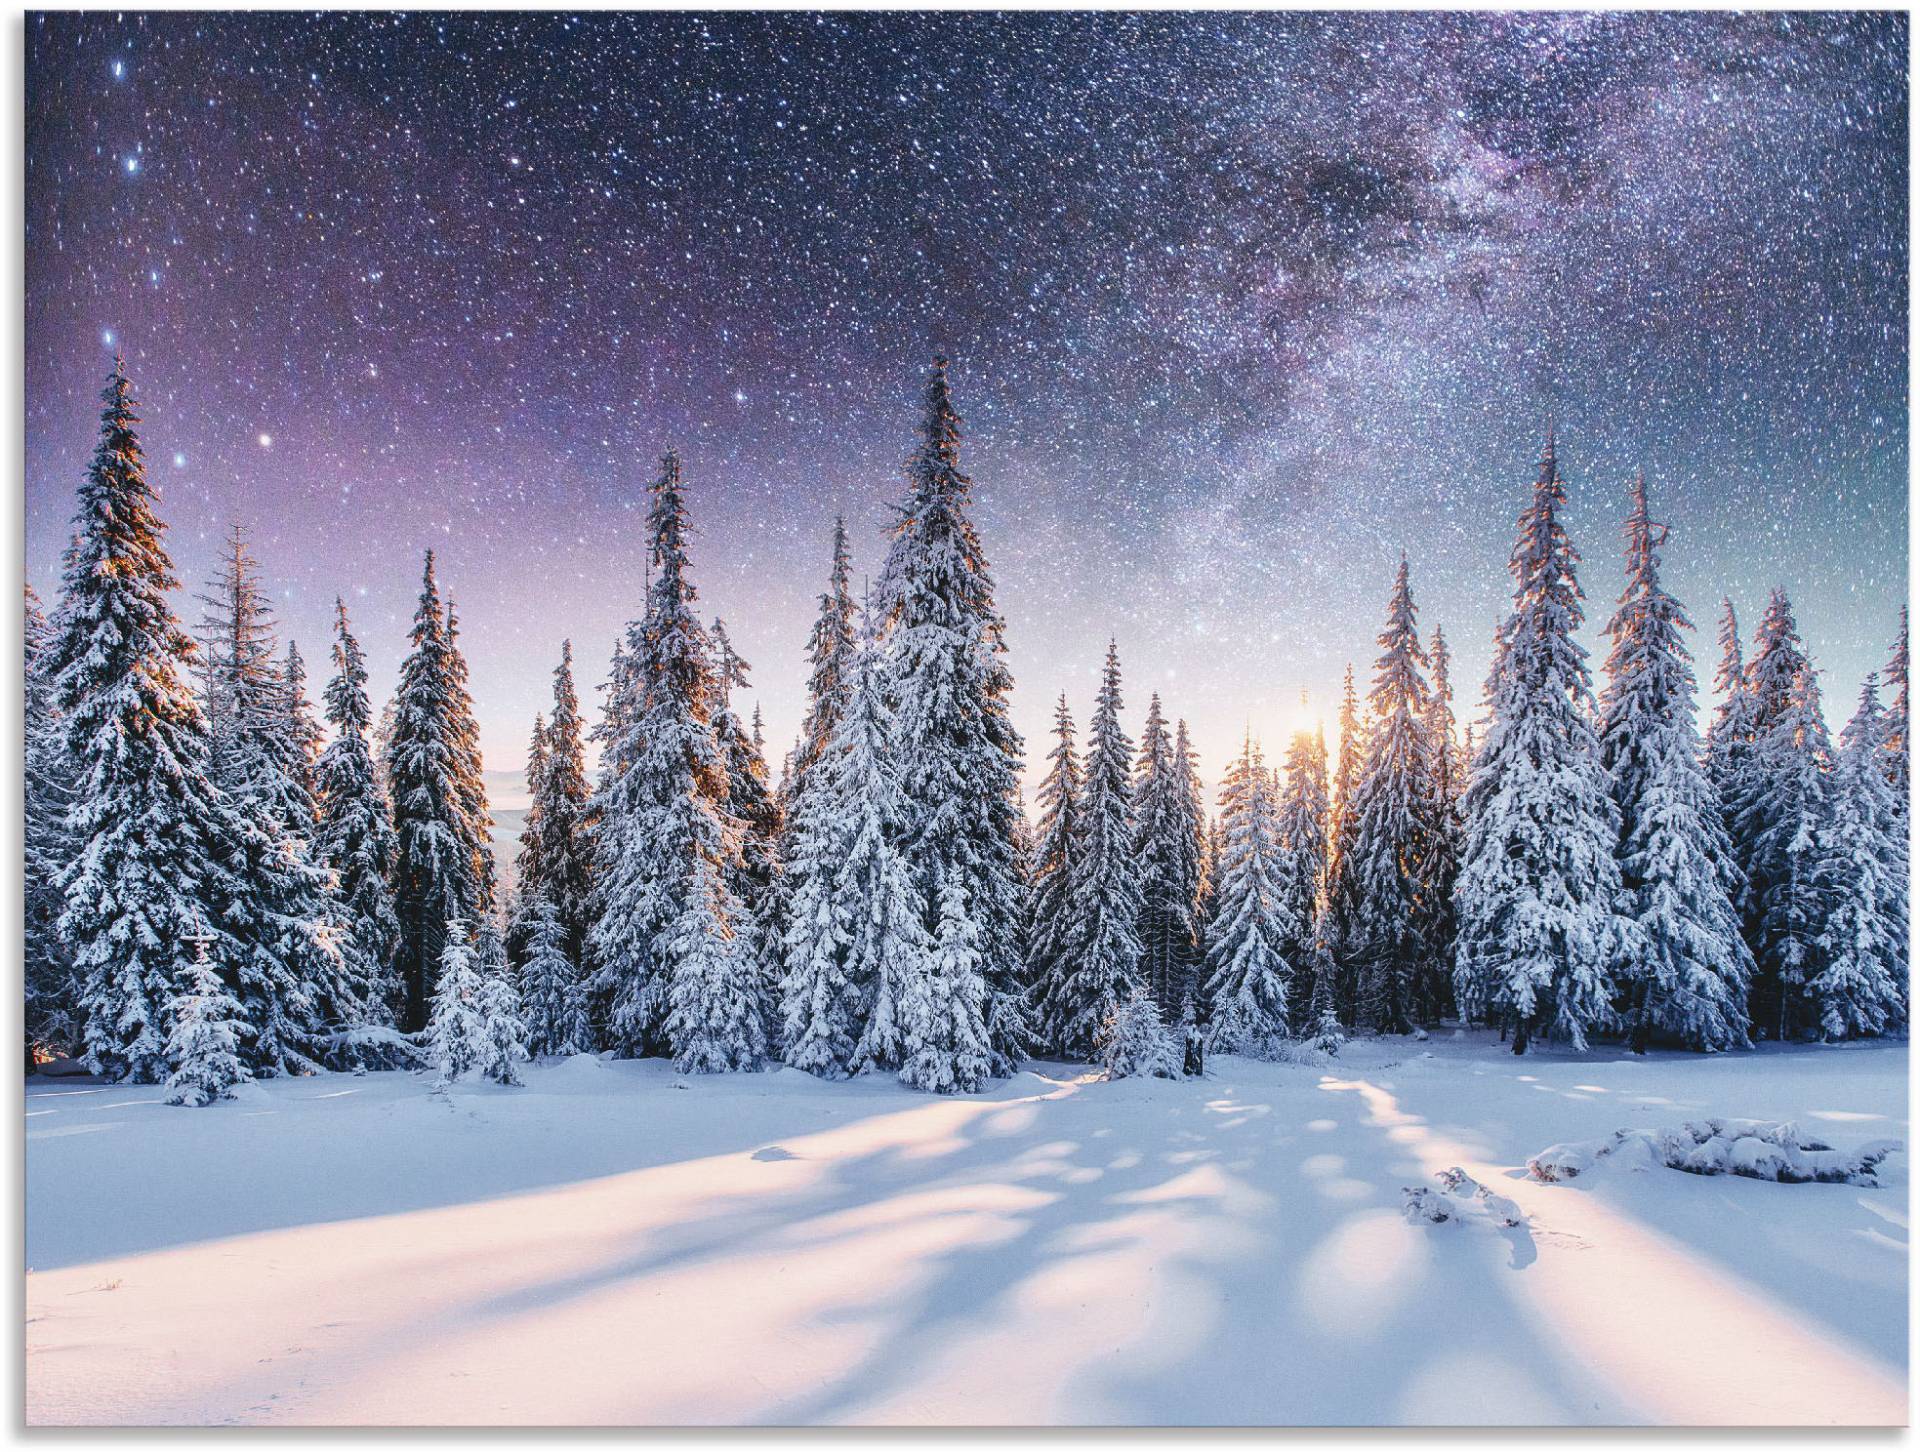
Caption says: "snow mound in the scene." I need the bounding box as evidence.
[317,1025,422,1073]
[1529,1120,1904,1187]
[1404,1166,1528,1228]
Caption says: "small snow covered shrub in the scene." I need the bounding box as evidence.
[1100,988,1182,1080]
[1405,1168,1526,1228]
[163,950,250,1108]
[1529,1119,1904,1187]
[425,920,489,1086]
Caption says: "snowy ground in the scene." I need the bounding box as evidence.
[25,1033,1908,1426]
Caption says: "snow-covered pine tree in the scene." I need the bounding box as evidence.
[1043,642,1145,1059]
[1023,694,1081,1049]
[389,553,496,1031]
[873,360,1026,1081]
[590,452,767,1070]
[1883,609,1908,804]
[1345,557,1446,1034]
[1177,720,1212,957]
[1597,472,1752,1052]
[509,712,551,962]
[520,640,595,980]
[1273,720,1328,1026]
[1321,664,1364,1023]
[1134,693,1205,1019]
[711,618,785,1009]
[25,584,77,1062]
[472,918,529,1086]
[50,361,239,1082]
[518,890,590,1057]
[781,618,933,1077]
[163,922,250,1108]
[442,600,498,915]
[1419,623,1464,1008]
[1100,986,1183,1080]
[1202,734,1293,1054]
[1726,590,1831,1040]
[1452,429,1624,1054]
[281,640,323,806]
[1808,675,1907,1040]
[897,877,994,1093]
[314,598,402,1021]
[785,516,859,811]
[425,918,489,1086]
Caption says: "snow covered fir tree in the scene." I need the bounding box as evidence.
[21,358,1911,1103]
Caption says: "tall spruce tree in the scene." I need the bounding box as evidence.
[314,598,402,1021]
[192,525,362,1072]
[1420,624,1464,999]
[1273,721,1329,1027]
[512,712,551,955]
[712,618,785,1009]
[781,619,932,1077]
[1134,693,1205,1018]
[873,359,1027,1085]
[50,361,242,1081]
[389,552,495,1031]
[1043,642,1144,1059]
[281,640,322,806]
[25,584,77,1061]
[1726,589,1831,1040]
[1322,664,1364,1023]
[528,640,595,966]
[1024,694,1082,1046]
[1884,609,1909,804]
[1453,430,1624,1054]
[590,452,767,1069]
[785,517,859,809]
[1202,734,1293,1053]
[1597,473,1752,1052]
[1809,676,1907,1040]
[1346,558,1444,1033]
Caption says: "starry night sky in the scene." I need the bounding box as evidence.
[26,11,1909,787]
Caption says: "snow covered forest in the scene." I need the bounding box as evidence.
[24,356,1912,1106]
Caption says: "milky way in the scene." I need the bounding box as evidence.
[26,11,1909,785]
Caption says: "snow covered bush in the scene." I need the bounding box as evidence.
[163,947,250,1108]
[1529,1119,1904,1187]
[425,920,488,1086]
[1099,988,1183,1080]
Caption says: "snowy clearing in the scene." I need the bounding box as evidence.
[25,1033,1908,1426]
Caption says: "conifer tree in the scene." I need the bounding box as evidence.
[163,925,250,1108]
[781,623,932,1077]
[1347,558,1444,1033]
[1420,623,1464,999]
[1100,986,1183,1080]
[426,919,489,1086]
[511,712,551,958]
[1809,676,1908,1040]
[518,640,595,976]
[873,360,1026,1081]
[1453,430,1624,1053]
[1598,473,1752,1052]
[25,584,77,1060]
[1043,643,1145,1058]
[712,618,785,1007]
[1202,734,1293,1054]
[1321,665,1364,1022]
[1024,694,1081,1044]
[1705,600,1757,809]
[50,362,238,1082]
[389,553,495,1030]
[1726,590,1831,1040]
[1134,694,1205,1018]
[786,517,859,808]
[518,890,590,1057]
[281,640,323,805]
[1883,609,1908,804]
[1273,722,1329,1026]
[897,877,994,1093]
[473,919,529,1087]
[590,452,767,1069]
[314,598,402,1021]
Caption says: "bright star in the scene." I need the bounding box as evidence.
[111,59,124,79]
[172,453,187,469]
[122,156,139,174]
[100,329,113,346]
[257,433,273,449]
